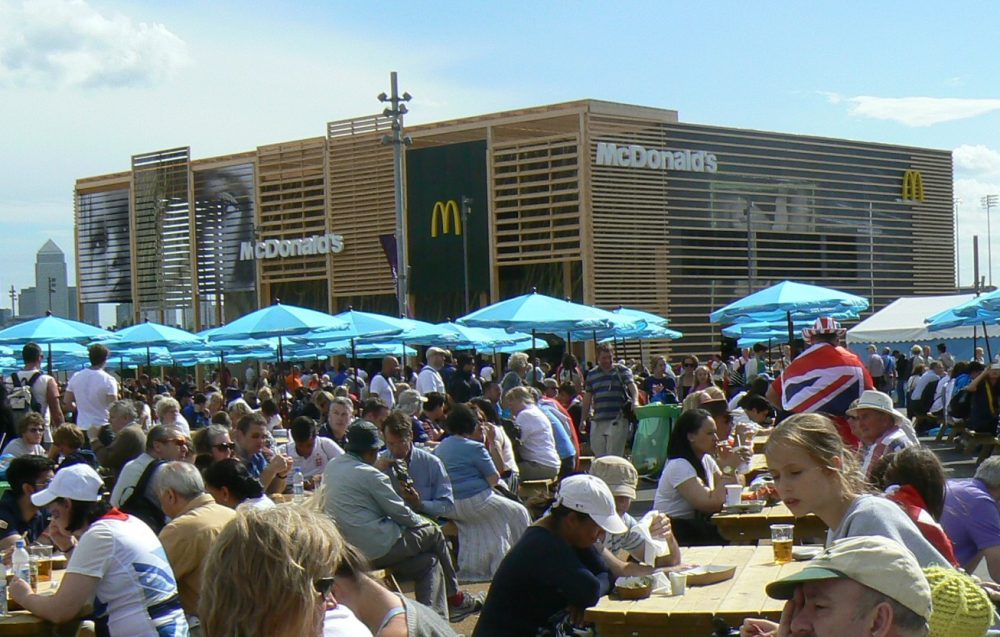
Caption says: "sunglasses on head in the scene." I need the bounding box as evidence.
[213,442,236,451]
[314,577,335,597]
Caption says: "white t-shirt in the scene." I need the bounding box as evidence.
[265,413,283,432]
[369,374,396,408]
[282,437,344,479]
[480,366,495,382]
[237,495,275,511]
[653,455,720,519]
[67,512,188,636]
[515,405,561,469]
[111,453,155,507]
[66,367,119,428]
[415,367,445,396]
[323,605,371,637]
[1,438,44,458]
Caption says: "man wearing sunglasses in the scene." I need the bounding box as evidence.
[110,425,191,534]
[0,455,56,551]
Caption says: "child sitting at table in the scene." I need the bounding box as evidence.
[764,412,950,568]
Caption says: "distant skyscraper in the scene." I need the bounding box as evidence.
[16,240,96,323]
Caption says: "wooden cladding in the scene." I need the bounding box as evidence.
[492,134,583,265]
[326,115,397,300]
[131,147,192,310]
[255,138,328,286]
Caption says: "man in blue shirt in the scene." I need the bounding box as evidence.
[377,413,454,519]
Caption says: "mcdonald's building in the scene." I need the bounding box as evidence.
[74,100,954,357]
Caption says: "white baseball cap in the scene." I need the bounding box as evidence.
[31,464,104,507]
[554,474,628,534]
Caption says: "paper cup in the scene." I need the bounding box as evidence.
[668,571,687,596]
[725,484,743,506]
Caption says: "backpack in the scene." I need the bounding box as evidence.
[120,459,168,534]
[949,388,973,420]
[8,371,43,420]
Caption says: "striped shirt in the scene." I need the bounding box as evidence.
[585,365,634,421]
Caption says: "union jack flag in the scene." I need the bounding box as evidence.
[772,343,873,417]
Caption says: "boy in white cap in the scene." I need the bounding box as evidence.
[740,535,931,637]
[474,474,626,637]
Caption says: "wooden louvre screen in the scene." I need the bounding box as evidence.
[491,134,583,266]
[131,147,192,311]
[326,115,397,298]
[255,138,329,285]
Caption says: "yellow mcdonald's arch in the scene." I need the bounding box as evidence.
[431,200,462,237]
[902,170,925,202]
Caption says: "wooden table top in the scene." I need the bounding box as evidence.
[752,433,769,453]
[712,503,827,545]
[586,545,808,637]
[0,569,75,637]
[745,454,769,482]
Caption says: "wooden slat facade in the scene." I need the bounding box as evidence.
[75,100,955,358]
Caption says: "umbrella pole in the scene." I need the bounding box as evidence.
[47,344,52,376]
[786,311,796,359]
[984,322,993,362]
[351,338,358,397]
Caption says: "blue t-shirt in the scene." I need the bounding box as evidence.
[433,436,496,500]
[243,452,268,480]
[538,403,576,461]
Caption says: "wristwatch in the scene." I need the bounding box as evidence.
[721,465,737,477]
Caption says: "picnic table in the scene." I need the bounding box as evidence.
[712,503,827,545]
[586,544,808,636]
[0,568,80,637]
[745,454,769,482]
[752,432,769,453]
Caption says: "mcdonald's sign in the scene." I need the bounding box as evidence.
[902,170,925,202]
[431,200,462,237]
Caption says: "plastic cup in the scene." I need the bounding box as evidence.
[30,545,52,584]
[725,484,743,506]
[668,571,687,596]
[771,524,795,564]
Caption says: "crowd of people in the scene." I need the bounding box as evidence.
[0,318,998,636]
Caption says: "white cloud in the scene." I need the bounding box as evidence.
[955,144,1000,180]
[0,0,190,88]
[822,92,1000,127]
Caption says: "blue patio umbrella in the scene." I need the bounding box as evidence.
[951,287,1000,317]
[612,307,671,327]
[710,281,868,357]
[102,319,202,372]
[206,302,349,342]
[600,324,683,342]
[926,300,1000,359]
[0,312,118,374]
[404,322,529,350]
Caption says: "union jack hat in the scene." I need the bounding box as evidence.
[802,316,846,341]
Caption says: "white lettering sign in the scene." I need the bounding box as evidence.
[239,233,346,261]
[595,142,718,173]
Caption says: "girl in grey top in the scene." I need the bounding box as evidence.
[764,413,950,568]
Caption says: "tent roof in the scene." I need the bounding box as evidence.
[845,294,977,344]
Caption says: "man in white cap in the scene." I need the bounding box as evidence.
[847,390,919,479]
[741,535,931,637]
[766,316,873,447]
[474,474,626,637]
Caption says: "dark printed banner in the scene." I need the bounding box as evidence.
[76,188,132,303]
[406,140,489,321]
[193,163,256,293]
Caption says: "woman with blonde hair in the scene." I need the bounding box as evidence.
[200,505,370,637]
[764,413,948,567]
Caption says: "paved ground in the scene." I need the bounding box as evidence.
[449,434,984,635]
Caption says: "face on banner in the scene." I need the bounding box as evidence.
[195,164,256,292]
[77,188,132,303]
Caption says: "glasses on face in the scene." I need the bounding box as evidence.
[314,577,335,599]
[34,478,52,489]
[165,438,190,448]
[27,428,44,434]
[683,363,695,368]
[213,442,236,452]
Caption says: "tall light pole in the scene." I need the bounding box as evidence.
[47,277,56,312]
[954,197,961,288]
[379,72,412,317]
[982,195,998,287]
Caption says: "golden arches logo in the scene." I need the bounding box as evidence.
[902,170,925,202]
[431,200,462,237]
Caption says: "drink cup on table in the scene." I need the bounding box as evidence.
[668,571,687,596]
[770,524,794,564]
[30,545,52,584]
[725,484,743,506]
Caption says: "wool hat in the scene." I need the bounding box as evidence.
[766,536,931,621]
[924,566,994,637]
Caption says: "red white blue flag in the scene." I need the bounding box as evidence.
[772,343,873,417]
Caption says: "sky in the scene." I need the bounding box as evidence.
[4,0,1000,322]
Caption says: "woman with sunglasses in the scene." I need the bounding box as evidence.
[2,412,46,457]
[12,463,188,636]
[201,506,371,637]
[677,356,700,399]
[191,424,236,471]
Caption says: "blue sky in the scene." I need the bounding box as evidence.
[3,0,1000,321]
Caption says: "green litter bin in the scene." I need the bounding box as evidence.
[631,403,682,478]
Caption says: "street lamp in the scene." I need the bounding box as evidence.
[47,277,56,312]
[982,195,997,287]
[379,72,413,317]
